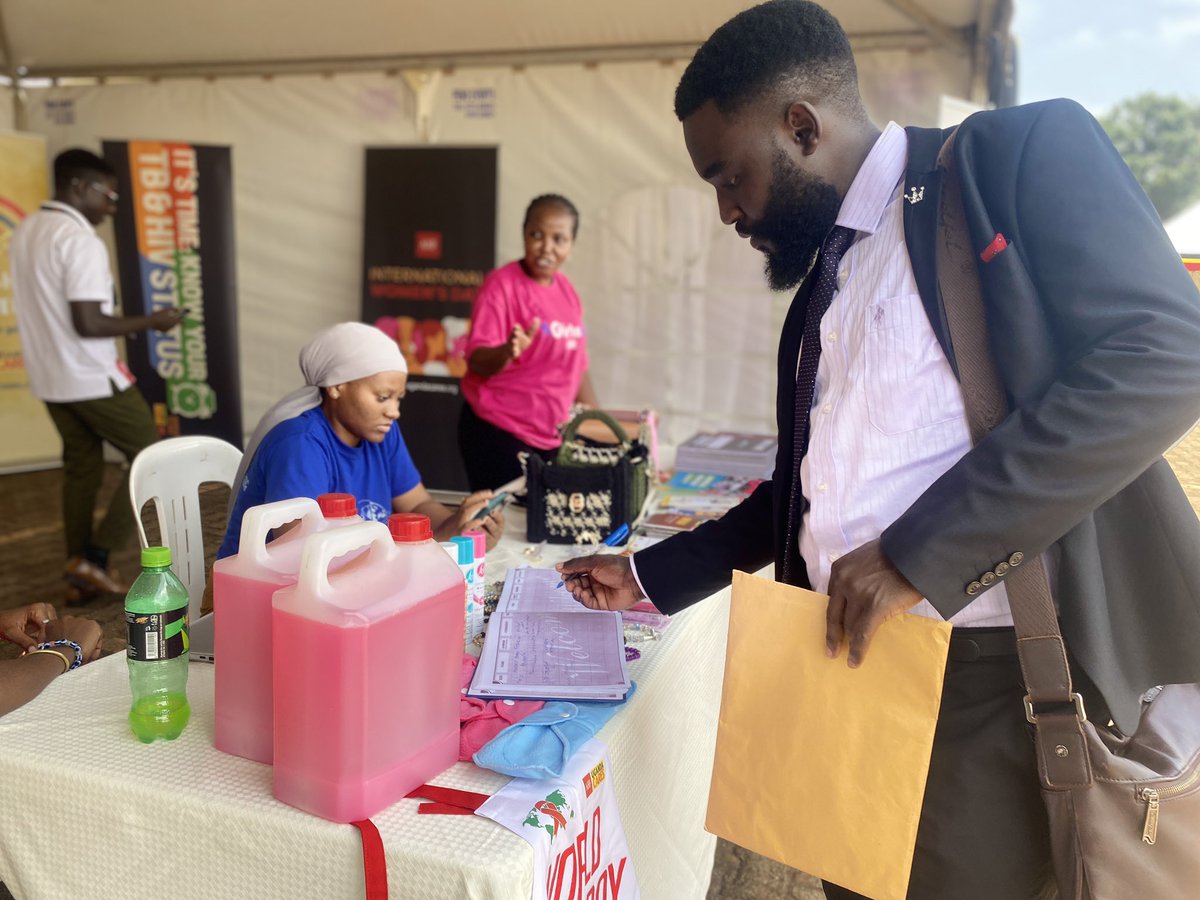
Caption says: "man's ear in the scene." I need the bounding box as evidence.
[785,101,821,156]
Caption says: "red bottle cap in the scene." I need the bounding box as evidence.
[317,493,357,519]
[389,513,432,543]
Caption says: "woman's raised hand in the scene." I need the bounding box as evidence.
[508,318,541,360]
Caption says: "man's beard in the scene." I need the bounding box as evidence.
[746,148,843,292]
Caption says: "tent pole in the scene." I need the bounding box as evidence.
[0,0,23,130]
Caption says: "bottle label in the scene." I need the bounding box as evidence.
[126,607,188,661]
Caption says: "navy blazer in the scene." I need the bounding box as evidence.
[636,99,1200,733]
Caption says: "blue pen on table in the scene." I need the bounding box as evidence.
[602,523,630,547]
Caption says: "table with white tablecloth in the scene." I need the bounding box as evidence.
[0,509,731,900]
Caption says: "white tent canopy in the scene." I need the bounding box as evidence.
[0,0,1015,463]
[1166,200,1200,256]
[1,1,1009,82]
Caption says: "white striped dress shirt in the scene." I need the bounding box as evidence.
[798,122,1013,627]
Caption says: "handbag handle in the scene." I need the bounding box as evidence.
[935,132,1088,749]
[556,409,631,464]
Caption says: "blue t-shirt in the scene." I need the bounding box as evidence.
[218,407,422,558]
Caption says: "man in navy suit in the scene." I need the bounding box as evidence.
[559,2,1200,897]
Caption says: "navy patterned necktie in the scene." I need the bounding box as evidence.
[781,224,856,585]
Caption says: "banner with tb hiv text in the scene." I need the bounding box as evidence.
[104,140,243,448]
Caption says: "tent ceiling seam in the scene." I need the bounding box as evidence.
[17,31,946,83]
[877,0,969,53]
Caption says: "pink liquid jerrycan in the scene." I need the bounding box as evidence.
[212,496,327,763]
[271,520,463,822]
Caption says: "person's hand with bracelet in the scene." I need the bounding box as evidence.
[0,602,57,652]
[1,615,102,717]
[31,616,103,667]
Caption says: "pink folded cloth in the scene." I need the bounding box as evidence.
[459,655,544,760]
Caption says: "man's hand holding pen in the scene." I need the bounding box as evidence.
[556,555,644,612]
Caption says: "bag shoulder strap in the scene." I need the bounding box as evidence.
[935,130,1083,715]
[556,409,631,464]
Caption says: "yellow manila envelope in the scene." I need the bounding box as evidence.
[706,570,952,900]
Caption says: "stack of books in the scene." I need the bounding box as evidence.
[641,510,718,537]
[673,431,776,479]
[641,470,765,536]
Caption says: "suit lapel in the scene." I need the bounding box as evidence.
[903,126,958,377]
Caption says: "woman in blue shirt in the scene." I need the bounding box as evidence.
[219,321,502,558]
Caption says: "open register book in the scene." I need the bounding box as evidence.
[467,565,632,702]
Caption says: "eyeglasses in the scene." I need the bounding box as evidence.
[71,177,119,204]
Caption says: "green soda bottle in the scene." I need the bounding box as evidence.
[126,546,191,742]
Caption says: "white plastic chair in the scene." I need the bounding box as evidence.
[129,435,243,627]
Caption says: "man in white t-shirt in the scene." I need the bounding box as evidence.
[10,148,185,602]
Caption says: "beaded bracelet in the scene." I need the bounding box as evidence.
[35,639,83,671]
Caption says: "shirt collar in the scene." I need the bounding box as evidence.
[41,200,95,232]
[834,122,907,237]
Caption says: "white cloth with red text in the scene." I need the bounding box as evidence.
[477,738,640,900]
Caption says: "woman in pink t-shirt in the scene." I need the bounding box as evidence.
[458,195,598,490]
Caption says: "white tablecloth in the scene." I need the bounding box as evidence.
[0,510,730,900]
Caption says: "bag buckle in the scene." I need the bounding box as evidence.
[1024,692,1087,724]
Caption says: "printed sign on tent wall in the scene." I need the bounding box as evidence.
[104,140,244,448]
[0,132,62,469]
[361,146,497,491]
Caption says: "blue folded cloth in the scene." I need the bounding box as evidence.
[472,683,637,779]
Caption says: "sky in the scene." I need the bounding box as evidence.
[1012,0,1200,114]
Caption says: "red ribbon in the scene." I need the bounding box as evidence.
[350,819,389,900]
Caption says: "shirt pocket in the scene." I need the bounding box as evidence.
[862,293,963,435]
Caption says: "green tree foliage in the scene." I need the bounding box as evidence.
[1100,93,1200,222]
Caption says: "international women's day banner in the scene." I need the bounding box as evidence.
[0,132,61,469]
[361,146,497,492]
[104,141,243,447]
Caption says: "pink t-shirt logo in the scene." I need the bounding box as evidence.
[544,320,583,350]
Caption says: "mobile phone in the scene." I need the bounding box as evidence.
[471,491,510,522]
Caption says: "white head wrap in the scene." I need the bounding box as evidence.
[229,322,407,522]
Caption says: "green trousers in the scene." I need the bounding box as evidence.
[44,385,158,560]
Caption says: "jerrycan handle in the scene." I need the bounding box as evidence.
[297,521,394,604]
[240,497,324,568]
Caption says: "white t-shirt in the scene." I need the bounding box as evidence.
[10,201,135,402]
